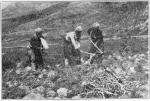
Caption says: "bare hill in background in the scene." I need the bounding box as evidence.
[2,1,148,39]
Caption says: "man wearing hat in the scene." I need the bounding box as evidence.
[28,28,44,70]
[63,26,83,66]
[86,22,104,64]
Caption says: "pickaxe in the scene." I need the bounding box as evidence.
[89,38,104,54]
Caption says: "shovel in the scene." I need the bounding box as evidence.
[89,39,103,54]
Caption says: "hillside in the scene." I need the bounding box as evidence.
[2,2,70,34]
[2,2,61,18]
[2,2,148,37]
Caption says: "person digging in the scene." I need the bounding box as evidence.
[85,22,104,64]
[63,26,83,66]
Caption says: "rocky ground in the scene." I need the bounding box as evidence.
[2,50,149,99]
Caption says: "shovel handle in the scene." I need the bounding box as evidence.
[89,39,103,54]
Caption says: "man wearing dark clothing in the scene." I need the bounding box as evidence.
[86,22,104,64]
[28,28,44,70]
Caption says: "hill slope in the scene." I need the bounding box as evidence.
[2,1,148,38]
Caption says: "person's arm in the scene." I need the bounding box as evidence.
[70,34,79,49]
[87,28,92,36]
[97,30,103,40]
[88,28,97,40]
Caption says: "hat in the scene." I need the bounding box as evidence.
[75,26,83,31]
[92,22,100,27]
[35,28,42,32]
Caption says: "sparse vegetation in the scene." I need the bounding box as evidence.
[2,1,148,99]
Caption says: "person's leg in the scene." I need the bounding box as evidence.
[64,40,72,66]
[87,43,97,64]
[33,49,43,70]
[94,40,104,63]
[75,49,82,65]
[29,49,36,71]
[38,51,44,69]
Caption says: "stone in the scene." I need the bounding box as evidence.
[16,69,21,74]
[57,88,68,98]
[38,74,43,79]
[46,90,56,97]
[25,66,32,72]
[35,86,45,93]
[47,70,56,79]
[22,93,45,100]
[72,95,80,99]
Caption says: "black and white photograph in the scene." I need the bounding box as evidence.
[1,0,149,99]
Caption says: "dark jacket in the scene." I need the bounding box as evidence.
[30,36,42,50]
[29,36,44,66]
[87,27,103,43]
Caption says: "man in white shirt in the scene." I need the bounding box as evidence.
[63,26,83,66]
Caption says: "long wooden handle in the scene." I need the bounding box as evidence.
[89,39,103,54]
[80,50,95,55]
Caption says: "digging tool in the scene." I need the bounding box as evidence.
[80,50,96,64]
[80,50,95,55]
[89,39,103,54]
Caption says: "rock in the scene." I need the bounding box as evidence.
[46,90,56,97]
[22,93,45,100]
[25,66,32,72]
[38,74,43,79]
[47,65,51,68]
[57,88,68,98]
[72,95,81,99]
[116,55,122,60]
[13,80,18,86]
[47,97,53,99]
[42,69,47,74]
[35,86,45,93]
[108,55,112,59]
[134,64,143,72]
[102,59,109,66]
[54,97,61,99]
[31,86,45,94]
[128,56,132,59]
[114,67,122,74]
[122,61,133,70]
[140,54,145,58]
[56,64,61,68]
[16,69,21,74]
[130,66,136,73]
[6,81,13,87]
[16,62,23,68]
[81,81,87,86]
[18,85,30,93]
[47,70,56,79]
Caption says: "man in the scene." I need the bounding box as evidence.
[63,26,83,66]
[27,28,45,70]
[86,22,104,64]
